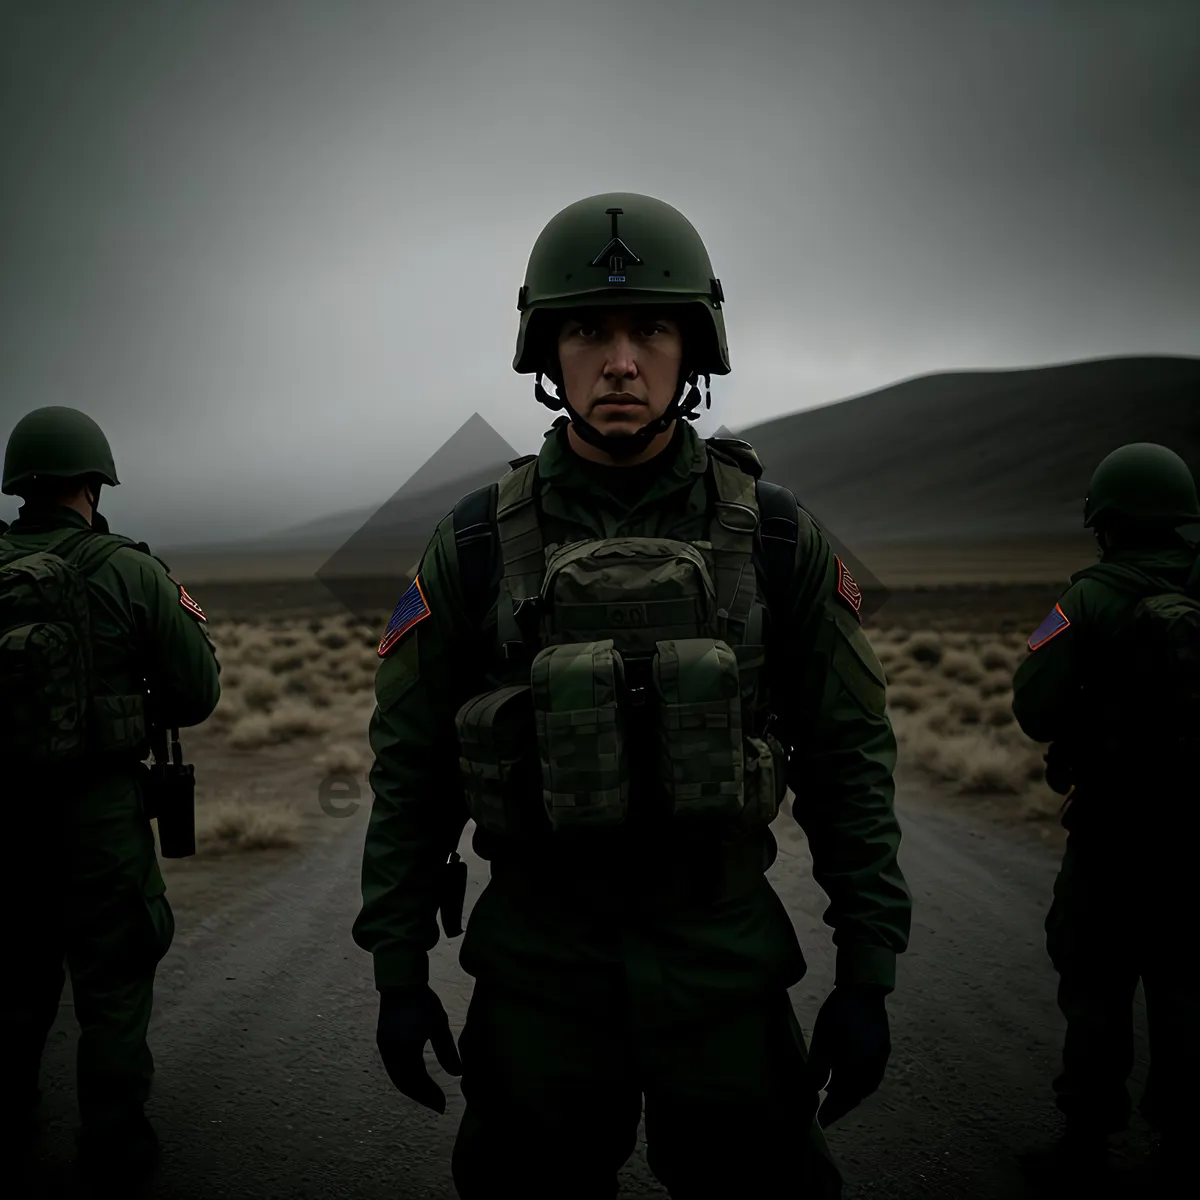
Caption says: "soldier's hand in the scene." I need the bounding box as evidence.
[807,985,891,1127]
[375,984,462,1114]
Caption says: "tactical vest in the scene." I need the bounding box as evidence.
[453,440,790,840]
[0,526,151,764]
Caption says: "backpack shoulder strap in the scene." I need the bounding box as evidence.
[496,458,543,600]
[452,482,499,628]
[60,531,143,578]
[707,451,761,643]
[754,479,801,631]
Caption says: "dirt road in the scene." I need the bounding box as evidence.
[24,783,1157,1198]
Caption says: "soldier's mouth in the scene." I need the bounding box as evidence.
[594,395,645,410]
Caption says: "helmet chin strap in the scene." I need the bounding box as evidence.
[535,364,711,460]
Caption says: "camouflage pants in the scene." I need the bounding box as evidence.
[451,979,842,1199]
[1045,837,1198,1138]
[0,791,175,1134]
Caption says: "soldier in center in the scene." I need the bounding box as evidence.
[352,192,912,1198]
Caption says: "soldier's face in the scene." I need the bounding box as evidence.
[556,309,684,440]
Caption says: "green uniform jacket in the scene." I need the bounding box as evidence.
[1012,542,1199,745]
[2,503,221,895]
[353,424,911,1024]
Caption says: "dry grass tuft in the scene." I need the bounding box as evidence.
[194,797,302,856]
[875,625,1051,805]
[202,611,1056,813]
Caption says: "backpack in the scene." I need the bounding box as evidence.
[1125,558,1200,749]
[0,526,139,764]
[1075,554,1200,767]
[448,437,804,838]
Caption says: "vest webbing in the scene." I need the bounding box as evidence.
[492,448,763,657]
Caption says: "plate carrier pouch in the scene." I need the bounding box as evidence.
[0,526,150,764]
[453,440,789,836]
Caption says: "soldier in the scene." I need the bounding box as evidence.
[1012,442,1200,1183]
[0,406,220,1184]
[352,193,912,1198]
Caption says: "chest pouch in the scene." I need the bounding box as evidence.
[455,684,545,837]
[530,638,629,832]
[651,638,745,819]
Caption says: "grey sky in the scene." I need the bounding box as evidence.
[3,0,1197,546]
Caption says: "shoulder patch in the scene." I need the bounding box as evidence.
[177,582,207,622]
[835,555,863,621]
[1027,602,1070,651]
[378,575,431,657]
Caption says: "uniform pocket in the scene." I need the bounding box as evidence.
[530,640,629,831]
[139,866,175,970]
[832,620,888,718]
[455,685,539,836]
[653,638,744,819]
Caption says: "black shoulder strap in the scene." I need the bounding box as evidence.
[452,483,500,627]
[754,479,800,624]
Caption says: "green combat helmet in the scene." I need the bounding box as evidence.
[1083,442,1200,529]
[514,192,729,456]
[2,406,120,497]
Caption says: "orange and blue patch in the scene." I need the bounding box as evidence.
[1028,603,1070,651]
[378,576,431,657]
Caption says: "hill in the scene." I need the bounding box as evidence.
[165,355,1199,593]
[741,354,1199,545]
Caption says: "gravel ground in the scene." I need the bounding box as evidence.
[19,784,1162,1198]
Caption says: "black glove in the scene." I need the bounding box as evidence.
[376,984,462,1114]
[807,985,891,1127]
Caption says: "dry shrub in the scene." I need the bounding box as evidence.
[898,723,1039,795]
[939,649,984,686]
[209,691,248,727]
[906,632,942,667]
[268,640,312,674]
[228,713,273,749]
[238,665,280,710]
[979,642,1013,671]
[886,684,926,714]
[979,668,1014,698]
[885,627,1050,800]
[195,797,301,855]
[315,743,369,775]
[318,627,352,651]
[226,700,334,748]
[267,700,336,741]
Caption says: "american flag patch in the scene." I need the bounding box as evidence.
[178,584,206,622]
[835,556,862,621]
[378,576,431,657]
[1028,603,1070,651]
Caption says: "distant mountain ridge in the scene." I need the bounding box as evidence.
[166,355,1200,569]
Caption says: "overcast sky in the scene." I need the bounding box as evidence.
[2,0,1197,546]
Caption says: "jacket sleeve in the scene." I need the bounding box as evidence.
[771,512,912,993]
[1010,581,1089,743]
[124,548,221,728]
[351,516,474,992]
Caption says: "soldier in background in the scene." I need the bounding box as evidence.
[1012,442,1200,1185]
[0,406,220,1186]
[353,193,912,1197]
